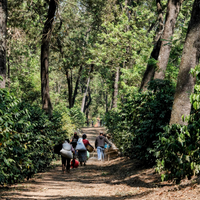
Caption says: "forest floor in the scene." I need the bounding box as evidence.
[1,127,200,200]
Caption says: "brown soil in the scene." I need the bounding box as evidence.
[1,127,200,200]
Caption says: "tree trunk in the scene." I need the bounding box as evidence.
[111,67,120,109]
[41,0,57,117]
[140,0,164,91]
[72,65,83,107]
[81,77,90,113]
[140,39,162,91]
[57,37,82,109]
[154,0,184,80]
[169,0,200,125]
[66,69,73,108]
[84,87,92,113]
[0,0,7,88]
[81,64,94,113]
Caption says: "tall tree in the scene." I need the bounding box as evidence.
[140,0,164,91]
[0,0,7,88]
[154,0,184,80]
[41,0,58,116]
[81,64,94,113]
[170,0,200,125]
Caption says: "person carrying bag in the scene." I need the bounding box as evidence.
[77,134,91,166]
[60,139,74,173]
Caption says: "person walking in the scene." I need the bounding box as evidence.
[95,132,112,161]
[61,139,74,174]
[70,132,79,149]
[70,132,79,168]
[78,134,91,166]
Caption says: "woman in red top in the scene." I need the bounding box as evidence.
[82,134,90,147]
[78,134,90,166]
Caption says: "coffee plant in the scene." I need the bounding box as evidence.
[154,65,200,183]
[105,79,175,164]
[0,89,79,185]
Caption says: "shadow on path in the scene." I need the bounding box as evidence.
[1,127,197,200]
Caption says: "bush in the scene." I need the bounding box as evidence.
[105,80,175,164]
[0,89,66,184]
[69,106,86,128]
[54,104,86,133]
[154,121,200,183]
[154,65,200,182]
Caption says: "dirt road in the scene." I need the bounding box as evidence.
[1,127,200,200]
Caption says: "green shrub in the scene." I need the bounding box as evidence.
[105,79,175,164]
[69,106,86,128]
[0,89,66,185]
[154,122,200,183]
[154,66,200,182]
[54,104,86,132]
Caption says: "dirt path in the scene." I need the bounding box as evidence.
[1,127,200,200]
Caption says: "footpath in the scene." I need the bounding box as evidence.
[1,127,200,200]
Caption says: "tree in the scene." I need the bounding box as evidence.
[169,0,200,125]
[0,0,7,88]
[89,1,154,99]
[154,0,184,80]
[140,0,164,91]
[81,64,94,113]
[41,0,58,116]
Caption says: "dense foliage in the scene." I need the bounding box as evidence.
[105,80,175,164]
[0,89,83,185]
[154,123,200,183]
[154,65,200,183]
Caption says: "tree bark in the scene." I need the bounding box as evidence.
[111,67,120,109]
[140,0,164,91]
[41,0,57,116]
[84,87,91,113]
[66,69,73,108]
[169,0,200,125]
[81,77,90,113]
[81,64,93,113]
[72,65,83,107]
[0,0,7,88]
[154,0,184,80]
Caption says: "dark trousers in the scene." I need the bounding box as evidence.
[61,156,71,170]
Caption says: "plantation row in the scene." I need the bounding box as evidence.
[105,80,200,183]
[0,89,85,185]
[1,80,200,185]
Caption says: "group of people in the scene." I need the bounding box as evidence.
[61,131,112,174]
[85,119,104,127]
